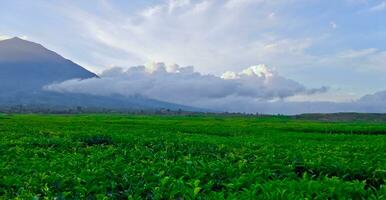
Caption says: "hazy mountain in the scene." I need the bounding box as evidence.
[0,37,201,112]
[0,37,97,94]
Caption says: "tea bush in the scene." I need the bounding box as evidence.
[0,114,385,199]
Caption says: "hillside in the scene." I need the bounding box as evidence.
[0,37,97,94]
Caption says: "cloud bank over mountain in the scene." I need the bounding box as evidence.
[2,0,386,114]
[2,0,386,105]
[1,36,383,115]
[45,62,386,114]
[45,63,328,111]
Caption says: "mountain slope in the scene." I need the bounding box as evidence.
[0,37,202,112]
[0,37,97,94]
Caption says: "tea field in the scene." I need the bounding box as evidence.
[0,114,385,199]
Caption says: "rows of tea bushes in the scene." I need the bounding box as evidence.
[0,114,385,199]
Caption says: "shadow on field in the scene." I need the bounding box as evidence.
[78,135,114,146]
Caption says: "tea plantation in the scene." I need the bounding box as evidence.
[0,114,385,199]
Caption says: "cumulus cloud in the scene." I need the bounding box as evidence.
[45,63,327,110]
[43,62,386,114]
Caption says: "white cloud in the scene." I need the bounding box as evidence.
[306,48,386,77]
[44,63,327,111]
[0,35,11,40]
[0,35,28,41]
[167,0,191,13]
[333,48,386,71]
[41,59,386,114]
[29,0,383,100]
[224,0,264,9]
[56,0,313,74]
[338,48,378,58]
[370,1,386,12]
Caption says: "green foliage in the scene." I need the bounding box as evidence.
[79,135,114,146]
[0,114,385,199]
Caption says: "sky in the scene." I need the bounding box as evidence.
[1,0,386,113]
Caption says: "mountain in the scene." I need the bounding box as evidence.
[0,37,201,112]
[0,37,97,94]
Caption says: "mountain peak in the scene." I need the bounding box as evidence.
[0,37,97,93]
[10,36,24,40]
[1,36,28,43]
[0,36,44,52]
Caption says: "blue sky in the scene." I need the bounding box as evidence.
[1,0,386,103]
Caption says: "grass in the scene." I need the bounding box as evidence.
[0,114,385,199]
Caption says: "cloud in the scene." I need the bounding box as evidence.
[337,48,378,58]
[0,35,28,41]
[224,0,264,9]
[44,63,327,110]
[0,35,11,40]
[3,0,385,106]
[370,2,386,12]
[333,48,386,71]
[198,90,386,115]
[55,0,314,74]
[43,62,386,114]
